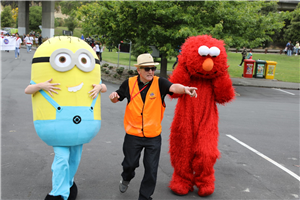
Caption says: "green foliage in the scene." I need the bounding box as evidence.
[1,1,18,9]
[77,1,286,58]
[102,63,109,68]
[108,66,114,70]
[29,6,42,32]
[1,6,14,27]
[59,1,88,16]
[113,74,118,78]
[55,18,65,28]
[116,67,124,75]
[127,69,134,75]
[64,17,78,32]
[105,69,110,74]
[284,3,300,43]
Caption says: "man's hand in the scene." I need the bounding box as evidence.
[184,86,198,98]
[109,92,120,103]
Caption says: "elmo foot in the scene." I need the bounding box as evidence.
[169,176,193,195]
[197,184,215,197]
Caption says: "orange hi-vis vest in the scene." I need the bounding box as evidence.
[124,76,166,137]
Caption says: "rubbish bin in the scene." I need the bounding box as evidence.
[253,60,266,78]
[242,59,255,78]
[265,61,277,79]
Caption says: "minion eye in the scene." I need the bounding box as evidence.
[50,49,75,72]
[78,53,91,68]
[198,46,210,56]
[55,53,71,67]
[209,47,220,57]
[75,49,95,72]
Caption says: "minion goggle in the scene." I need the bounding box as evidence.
[32,48,100,72]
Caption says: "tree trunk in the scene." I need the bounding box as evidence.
[160,56,168,78]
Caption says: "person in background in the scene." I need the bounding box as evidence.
[239,46,247,67]
[35,36,39,48]
[109,53,197,200]
[15,33,22,59]
[24,34,33,53]
[246,50,253,59]
[99,43,105,62]
[294,41,299,56]
[286,41,292,56]
[38,35,43,46]
[81,34,84,40]
[95,42,100,60]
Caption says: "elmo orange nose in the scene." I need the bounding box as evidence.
[202,58,214,71]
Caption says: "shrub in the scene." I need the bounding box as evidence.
[108,66,114,70]
[105,69,110,74]
[113,74,118,78]
[116,67,124,75]
[128,69,134,75]
[102,63,109,68]
[134,70,139,75]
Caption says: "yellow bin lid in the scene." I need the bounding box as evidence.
[266,61,277,64]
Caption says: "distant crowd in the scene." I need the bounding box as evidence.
[285,40,299,56]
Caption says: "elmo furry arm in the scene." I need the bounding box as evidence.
[168,63,190,99]
[212,72,235,104]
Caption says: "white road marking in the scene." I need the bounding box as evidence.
[226,134,300,182]
[272,88,295,95]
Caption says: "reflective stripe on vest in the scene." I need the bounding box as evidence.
[123,76,166,137]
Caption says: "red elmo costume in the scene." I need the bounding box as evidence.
[168,35,235,196]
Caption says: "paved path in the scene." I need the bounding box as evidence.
[1,47,299,200]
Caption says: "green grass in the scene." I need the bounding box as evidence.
[227,52,300,83]
[102,50,300,83]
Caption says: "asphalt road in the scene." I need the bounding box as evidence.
[1,49,299,200]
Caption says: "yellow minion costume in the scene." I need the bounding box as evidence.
[29,36,101,200]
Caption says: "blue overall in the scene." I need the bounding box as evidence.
[30,80,101,199]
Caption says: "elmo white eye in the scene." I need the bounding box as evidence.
[50,49,75,72]
[55,53,72,68]
[78,53,91,68]
[198,46,210,56]
[74,49,95,72]
[209,47,220,57]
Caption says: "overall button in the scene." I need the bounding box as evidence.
[73,115,82,124]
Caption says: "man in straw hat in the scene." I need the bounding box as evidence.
[109,53,197,200]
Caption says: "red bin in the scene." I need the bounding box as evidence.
[243,59,255,78]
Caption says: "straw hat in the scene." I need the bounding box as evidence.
[134,53,159,67]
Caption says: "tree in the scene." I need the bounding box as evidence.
[77,1,286,77]
[29,6,42,32]
[1,1,17,9]
[64,17,78,33]
[284,3,300,43]
[59,1,89,16]
[1,5,14,27]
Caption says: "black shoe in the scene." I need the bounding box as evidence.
[68,182,78,200]
[45,194,64,200]
[119,179,130,193]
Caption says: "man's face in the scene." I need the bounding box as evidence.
[137,66,157,83]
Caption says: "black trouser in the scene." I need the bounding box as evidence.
[121,134,161,200]
[240,56,246,66]
[99,52,102,62]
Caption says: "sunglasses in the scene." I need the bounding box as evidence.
[141,67,157,72]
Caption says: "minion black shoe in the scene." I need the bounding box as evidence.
[119,179,130,193]
[44,194,64,200]
[68,182,78,200]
